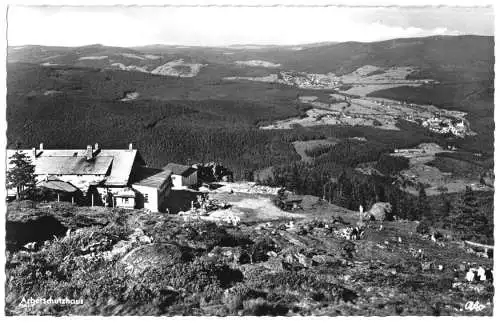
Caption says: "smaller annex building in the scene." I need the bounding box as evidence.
[163,163,198,189]
[131,167,173,212]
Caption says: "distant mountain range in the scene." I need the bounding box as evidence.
[8,35,493,80]
[6,34,495,181]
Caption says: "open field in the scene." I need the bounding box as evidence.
[337,65,435,96]
[209,193,304,223]
[390,143,493,195]
[151,59,206,77]
[235,60,281,68]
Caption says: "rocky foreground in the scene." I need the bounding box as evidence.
[5,200,493,316]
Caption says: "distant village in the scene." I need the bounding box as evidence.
[421,116,470,137]
[370,99,474,138]
[276,71,339,90]
[272,71,472,137]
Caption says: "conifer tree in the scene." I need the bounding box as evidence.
[7,151,37,200]
[452,186,491,242]
[417,184,431,223]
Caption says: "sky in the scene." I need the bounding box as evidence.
[7,5,494,47]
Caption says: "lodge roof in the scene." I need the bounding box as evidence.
[7,147,140,187]
[132,167,173,189]
[35,156,113,175]
[163,163,196,176]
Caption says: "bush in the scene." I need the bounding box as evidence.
[249,236,279,263]
[143,258,243,294]
[416,222,431,235]
[184,222,250,250]
[375,154,410,175]
[242,298,289,316]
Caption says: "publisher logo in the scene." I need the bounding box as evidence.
[464,301,486,312]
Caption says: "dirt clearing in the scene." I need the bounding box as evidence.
[293,138,339,162]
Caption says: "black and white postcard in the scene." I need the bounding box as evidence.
[2,0,495,317]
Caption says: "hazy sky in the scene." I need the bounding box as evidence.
[7,5,494,47]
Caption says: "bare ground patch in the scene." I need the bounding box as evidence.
[293,138,339,163]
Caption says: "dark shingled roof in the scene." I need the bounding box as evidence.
[163,163,196,176]
[37,179,80,193]
[132,167,172,189]
[284,194,303,203]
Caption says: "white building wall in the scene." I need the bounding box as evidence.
[131,184,159,212]
[115,196,135,209]
[171,175,183,188]
[96,187,134,207]
[171,172,197,188]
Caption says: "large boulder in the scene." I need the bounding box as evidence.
[120,243,183,275]
[312,254,340,266]
[208,246,245,264]
[365,202,392,221]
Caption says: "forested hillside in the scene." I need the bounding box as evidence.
[6,36,494,244]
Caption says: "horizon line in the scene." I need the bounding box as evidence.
[7,33,493,49]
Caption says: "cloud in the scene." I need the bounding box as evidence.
[7,6,490,46]
[352,23,463,42]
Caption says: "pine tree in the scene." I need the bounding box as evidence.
[417,184,431,223]
[451,186,490,242]
[439,197,452,229]
[7,151,37,200]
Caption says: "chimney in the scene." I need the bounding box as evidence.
[39,143,44,151]
[85,145,93,160]
[93,143,101,157]
[128,143,133,150]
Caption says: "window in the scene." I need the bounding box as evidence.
[144,194,149,203]
[123,198,129,203]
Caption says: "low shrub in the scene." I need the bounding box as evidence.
[242,298,289,316]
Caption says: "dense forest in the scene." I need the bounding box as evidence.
[264,160,493,244]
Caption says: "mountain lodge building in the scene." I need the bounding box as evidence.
[6,143,175,212]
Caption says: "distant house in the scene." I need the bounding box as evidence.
[6,143,172,212]
[163,163,198,188]
[283,195,303,211]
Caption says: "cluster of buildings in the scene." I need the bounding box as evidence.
[277,71,339,89]
[6,143,198,212]
[421,117,469,137]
